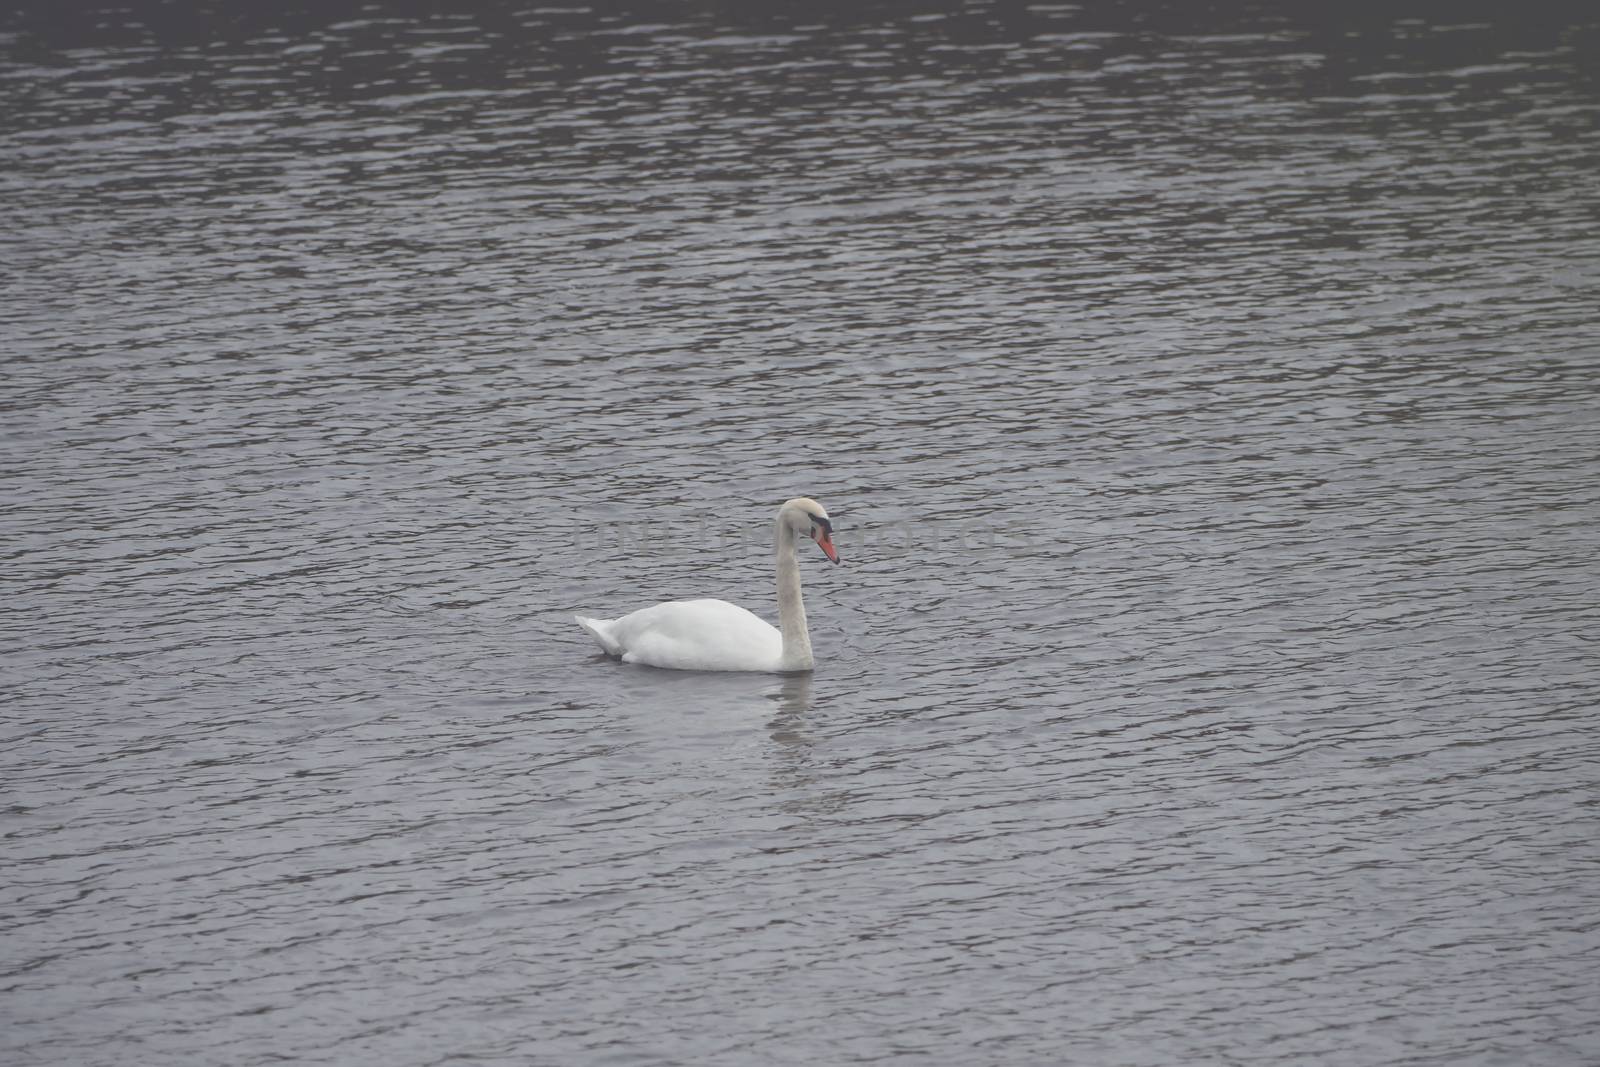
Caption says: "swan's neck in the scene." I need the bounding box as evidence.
[775,520,813,671]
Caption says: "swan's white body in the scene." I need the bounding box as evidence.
[575,497,837,673]
[576,599,787,672]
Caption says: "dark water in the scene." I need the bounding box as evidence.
[5,2,1600,1064]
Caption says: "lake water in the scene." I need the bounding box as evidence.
[4,2,1599,1064]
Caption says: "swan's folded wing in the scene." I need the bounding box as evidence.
[606,599,783,672]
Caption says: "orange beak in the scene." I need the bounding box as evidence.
[812,526,840,564]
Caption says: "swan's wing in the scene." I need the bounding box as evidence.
[607,598,782,671]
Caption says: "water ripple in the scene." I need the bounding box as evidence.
[4,2,1600,1065]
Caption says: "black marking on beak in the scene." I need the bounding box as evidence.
[811,514,833,534]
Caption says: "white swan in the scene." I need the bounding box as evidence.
[575,497,840,673]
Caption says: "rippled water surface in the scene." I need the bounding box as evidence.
[5,2,1600,1064]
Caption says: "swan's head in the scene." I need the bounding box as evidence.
[780,497,839,564]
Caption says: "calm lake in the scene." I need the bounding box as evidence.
[4,1,1599,1064]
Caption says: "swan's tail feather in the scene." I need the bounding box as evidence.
[575,615,622,658]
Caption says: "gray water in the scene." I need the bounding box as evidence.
[5,2,1600,1064]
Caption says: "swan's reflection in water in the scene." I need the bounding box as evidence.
[764,673,854,816]
[598,667,837,812]
[767,673,814,727]
[765,673,814,764]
